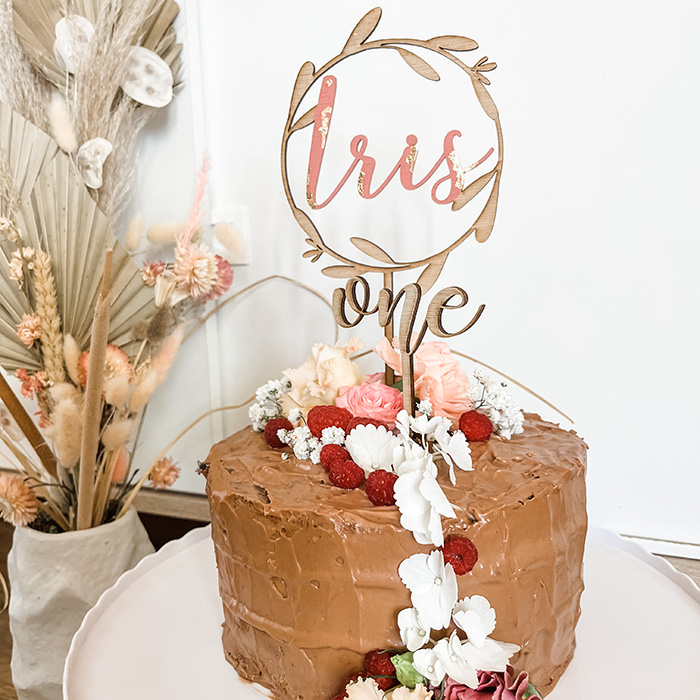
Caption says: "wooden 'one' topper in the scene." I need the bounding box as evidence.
[281,7,503,413]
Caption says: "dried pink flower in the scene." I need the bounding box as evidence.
[17,313,42,347]
[172,242,219,299]
[149,456,179,489]
[201,255,234,301]
[77,344,133,387]
[142,261,166,286]
[0,473,39,527]
[15,369,48,399]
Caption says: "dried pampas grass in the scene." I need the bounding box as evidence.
[49,382,79,404]
[104,374,130,409]
[147,222,186,245]
[129,368,157,414]
[44,398,82,467]
[125,214,144,251]
[214,221,247,259]
[63,334,81,385]
[151,327,183,384]
[0,0,50,132]
[48,93,77,154]
[101,417,135,450]
[71,0,156,216]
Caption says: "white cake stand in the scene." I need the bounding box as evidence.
[63,527,700,699]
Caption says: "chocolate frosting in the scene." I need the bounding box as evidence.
[206,414,587,700]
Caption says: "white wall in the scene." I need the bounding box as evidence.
[131,0,700,547]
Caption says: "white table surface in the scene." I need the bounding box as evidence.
[64,527,700,699]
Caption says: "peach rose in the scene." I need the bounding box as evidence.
[375,337,472,426]
[336,380,403,424]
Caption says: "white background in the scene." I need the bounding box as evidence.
[129,0,700,548]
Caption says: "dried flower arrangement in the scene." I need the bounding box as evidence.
[0,0,235,531]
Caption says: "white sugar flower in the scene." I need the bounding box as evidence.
[461,638,520,673]
[321,426,345,445]
[433,423,472,484]
[394,457,456,546]
[411,646,446,685]
[345,677,385,700]
[398,550,458,630]
[397,607,431,652]
[411,413,450,441]
[452,595,496,647]
[392,439,431,476]
[345,424,400,475]
[433,632,479,688]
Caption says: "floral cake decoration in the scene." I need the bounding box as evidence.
[248,338,543,699]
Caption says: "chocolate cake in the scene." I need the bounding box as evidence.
[205,414,587,699]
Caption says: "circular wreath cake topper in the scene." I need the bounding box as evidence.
[281,7,503,290]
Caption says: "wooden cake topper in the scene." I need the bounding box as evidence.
[281,7,503,413]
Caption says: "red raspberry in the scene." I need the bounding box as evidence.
[364,650,397,684]
[264,417,293,448]
[329,460,364,489]
[459,410,493,442]
[320,444,351,471]
[441,535,479,575]
[365,470,399,506]
[307,405,353,438]
[346,416,390,433]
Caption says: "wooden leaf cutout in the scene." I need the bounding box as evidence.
[322,265,358,279]
[395,48,440,81]
[473,174,501,243]
[471,75,499,121]
[343,7,382,51]
[429,35,478,52]
[451,168,497,212]
[479,62,497,72]
[417,257,447,293]
[302,249,318,259]
[290,62,316,114]
[289,105,316,134]
[351,237,396,264]
[292,207,322,248]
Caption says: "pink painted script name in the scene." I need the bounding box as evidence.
[306,75,493,210]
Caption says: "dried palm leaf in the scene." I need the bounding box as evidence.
[12,0,182,91]
[0,101,157,371]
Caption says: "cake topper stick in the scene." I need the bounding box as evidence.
[281,7,501,414]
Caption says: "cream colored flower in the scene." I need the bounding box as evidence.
[173,242,219,299]
[0,473,38,527]
[280,339,364,415]
[17,314,42,347]
[0,217,20,242]
[149,456,179,489]
[388,684,432,700]
[345,678,385,700]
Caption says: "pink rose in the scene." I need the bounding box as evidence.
[441,666,534,700]
[335,380,403,424]
[375,338,472,427]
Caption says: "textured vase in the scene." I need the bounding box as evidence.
[7,508,155,700]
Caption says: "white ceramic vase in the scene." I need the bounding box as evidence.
[7,508,155,700]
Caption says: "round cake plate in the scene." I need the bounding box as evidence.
[64,526,700,699]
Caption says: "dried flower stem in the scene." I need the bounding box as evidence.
[33,250,66,384]
[115,401,253,520]
[0,373,57,477]
[76,250,112,530]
